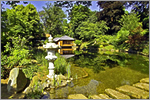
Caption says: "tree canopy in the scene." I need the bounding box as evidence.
[39,2,66,37]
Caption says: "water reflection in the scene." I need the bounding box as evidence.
[58,48,75,59]
[54,50,149,99]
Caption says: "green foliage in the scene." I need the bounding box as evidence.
[119,13,141,34]
[39,2,66,36]
[95,35,117,49]
[26,82,43,99]
[66,64,71,79]
[80,42,89,50]
[2,36,31,69]
[97,1,125,34]
[54,53,68,75]
[54,1,92,9]
[5,4,43,47]
[69,4,92,38]
[69,52,132,73]
[103,45,115,50]
[62,21,75,37]
[1,1,28,9]
[22,65,39,80]
[76,20,109,41]
[142,43,149,55]
[74,40,82,45]
[116,13,148,50]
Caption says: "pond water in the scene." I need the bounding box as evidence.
[49,51,149,99]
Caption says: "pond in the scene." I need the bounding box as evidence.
[49,51,149,99]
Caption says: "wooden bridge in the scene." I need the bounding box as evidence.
[68,78,149,99]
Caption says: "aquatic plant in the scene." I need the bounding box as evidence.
[54,53,68,75]
[58,75,62,86]
[67,64,71,79]
[75,74,78,80]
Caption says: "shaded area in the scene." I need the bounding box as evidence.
[68,51,149,74]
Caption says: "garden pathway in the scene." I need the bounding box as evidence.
[68,78,149,99]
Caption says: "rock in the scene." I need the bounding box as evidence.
[41,91,50,99]
[56,74,67,80]
[133,82,149,91]
[98,94,112,99]
[90,95,101,99]
[60,80,67,87]
[140,78,149,83]
[7,68,27,93]
[116,85,149,99]
[68,94,88,99]
[41,95,49,99]
[105,88,130,99]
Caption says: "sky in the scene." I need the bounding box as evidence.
[2,1,100,12]
[2,1,131,22]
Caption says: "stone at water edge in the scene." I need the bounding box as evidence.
[116,85,149,99]
[98,94,112,99]
[105,88,131,99]
[140,78,149,84]
[7,68,27,93]
[90,95,102,99]
[68,94,88,99]
[133,82,149,91]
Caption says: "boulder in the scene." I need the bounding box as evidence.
[116,85,149,99]
[133,82,149,91]
[98,94,112,99]
[90,95,102,99]
[68,94,88,99]
[7,68,27,93]
[140,78,149,84]
[105,88,130,99]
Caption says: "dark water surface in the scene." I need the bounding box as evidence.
[50,51,149,99]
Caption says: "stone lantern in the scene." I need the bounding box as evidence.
[43,35,59,79]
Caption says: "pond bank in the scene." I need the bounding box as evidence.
[98,48,149,57]
[68,77,149,99]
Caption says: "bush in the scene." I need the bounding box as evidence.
[1,36,32,78]
[80,42,89,50]
[74,40,82,46]
[142,43,149,54]
[22,64,39,80]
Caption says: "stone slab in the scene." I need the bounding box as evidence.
[99,94,112,99]
[116,85,149,99]
[133,82,149,91]
[105,88,130,99]
[140,78,149,83]
[68,94,88,99]
[90,95,102,99]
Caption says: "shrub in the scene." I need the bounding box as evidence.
[142,43,149,54]
[74,40,82,46]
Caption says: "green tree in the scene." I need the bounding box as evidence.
[54,1,92,14]
[75,21,109,41]
[62,19,74,37]
[116,13,148,50]
[123,1,149,30]
[5,4,43,47]
[69,4,92,39]
[1,1,28,10]
[97,1,125,35]
[39,2,66,37]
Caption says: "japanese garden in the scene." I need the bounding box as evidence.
[1,1,149,99]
